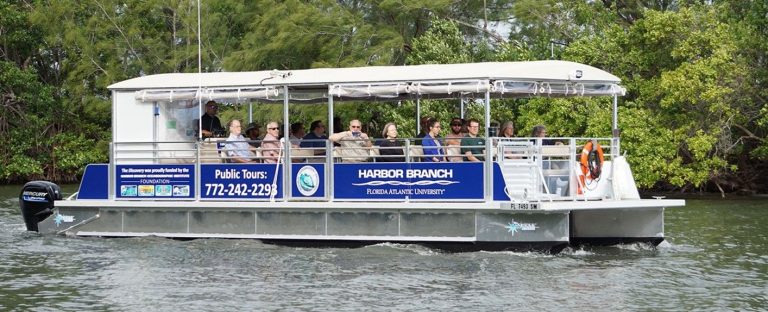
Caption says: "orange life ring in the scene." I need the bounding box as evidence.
[580,140,604,180]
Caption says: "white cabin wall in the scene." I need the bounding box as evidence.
[113,91,155,164]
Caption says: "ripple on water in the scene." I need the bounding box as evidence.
[0,194,767,311]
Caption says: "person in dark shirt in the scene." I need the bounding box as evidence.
[378,122,405,162]
[531,124,560,145]
[300,120,328,156]
[244,122,261,148]
[415,116,433,146]
[461,118,485,161]
[201,100,223,138]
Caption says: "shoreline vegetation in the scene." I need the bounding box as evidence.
[1,1,766,195]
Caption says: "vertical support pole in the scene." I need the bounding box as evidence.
[153,101,160,164]
[196,0,203,141]
[484,87,492,201]
[416,97,421,135]
[109,143,115,200]
[195,141,201,201]
[460,97,465,119]
[611,93,620,200]
[248,102,253,123]
[283,85,291,199]
[612,94,620,157]
[327,87,335,201]
[109,90,116,200]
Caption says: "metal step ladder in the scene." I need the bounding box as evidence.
[497,141,542,201]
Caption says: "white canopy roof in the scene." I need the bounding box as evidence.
[109,60,625,102]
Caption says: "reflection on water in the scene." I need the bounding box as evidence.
[1,185,767,311]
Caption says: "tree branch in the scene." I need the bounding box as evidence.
[93,0,141,63]
[733,123,766,143]
[442,16,506,44]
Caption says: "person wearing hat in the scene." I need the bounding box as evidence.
[244,122,261,148]
[201,100,223,138]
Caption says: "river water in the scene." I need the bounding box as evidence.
[1,184,766,311]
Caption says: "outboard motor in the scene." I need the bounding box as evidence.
[19,181,62,232]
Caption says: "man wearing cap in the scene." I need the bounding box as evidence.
[244,122,261,148]
[201,100,223,138]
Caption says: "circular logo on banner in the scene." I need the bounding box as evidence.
[296,165,319,196]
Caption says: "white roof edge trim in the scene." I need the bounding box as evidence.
[108,61,623,91]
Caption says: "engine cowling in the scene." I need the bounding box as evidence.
[19,181,62,232]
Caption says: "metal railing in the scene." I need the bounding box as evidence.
[110,136,618,202]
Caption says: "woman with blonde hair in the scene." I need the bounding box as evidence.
[499,121,515,138]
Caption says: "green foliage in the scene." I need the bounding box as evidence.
[1,0,766,192]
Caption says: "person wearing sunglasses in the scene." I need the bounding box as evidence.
[329,119,372,162]
[444,118,464,162]
[260,121,281,163]
[201,100,224,138]
[244,122,261,148]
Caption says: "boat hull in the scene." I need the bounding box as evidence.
[35,199,681,253]
[39,202,571,253]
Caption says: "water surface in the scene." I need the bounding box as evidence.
[1,185,766,311]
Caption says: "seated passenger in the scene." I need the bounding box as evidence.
[445,117,464,162]
[244,122,261,148]
[531,124,562,145]
[422,119,445,162]
[497,121,518,159]
[201,100,224,138]
[300,120,328,156]
[378,122,405,162]
[224,119,258,163]
[499,121,515,138]
[289,122,305,148]
[415,116,433,146]
[261,121,281,163]
[461,118,485,161]
[329,119,372,163]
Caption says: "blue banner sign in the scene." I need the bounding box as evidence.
[333,162,484,200]
[116,165,195,199]
[292,164,325,198]
[200,164,283,199]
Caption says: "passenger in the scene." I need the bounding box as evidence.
[460,118,468,135]
[499,121,515,138]
[415,116,433,146]
[422,119,445,162]
[289,122,305,147]
[261,121,281,163]
[444,117,464,162]
[531,124,561,145]
[329,119,372,163]
[497,121,516,160]
[378,122,405,162]
[300,120,328,156]
[201,100,224,138]
[461,118,485,161]
[244,122,261,148]
[224,119,257,163]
